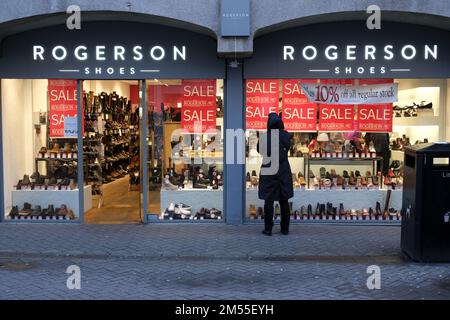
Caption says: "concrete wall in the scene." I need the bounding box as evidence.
[0,0,449,56]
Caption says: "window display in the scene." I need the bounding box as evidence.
[245,78,445,223]
[2,79,82,221]
[145,79,224,221]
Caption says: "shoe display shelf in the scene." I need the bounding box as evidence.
[245,188,402,223]
[305,156,383,188]
[7,185,92,221]
[160,189,223,221]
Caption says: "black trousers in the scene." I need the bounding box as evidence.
[264,200,290,232]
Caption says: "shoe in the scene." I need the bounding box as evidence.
[280,230,289,235]
[8,206,19,218]
[193,182,207,189]
[56,204,69,217]
[251,171,259,186]
[69,179,77,190]
[22,175,31,185]
[176,203,192,210]
[297,172,306,186]
[389,208,398,220]
[162,175,178,190]
[320,167,326,178]
[195,207,209,219]
[67,210,76,220]
[31,205,42,216]
[209,208,222,219]
[249,204,257,218]
[320,203,326,218]
[375,202,382,217]
[262,229,272,236]
[19,202,32,216]
[254,206,262,219]
[175,205,192,217]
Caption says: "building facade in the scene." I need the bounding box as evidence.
[1,0,449,224]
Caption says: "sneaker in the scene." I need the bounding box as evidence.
[162,175,178,190]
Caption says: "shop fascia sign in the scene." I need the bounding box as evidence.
[32,44,187,76]
[282,44,438,75]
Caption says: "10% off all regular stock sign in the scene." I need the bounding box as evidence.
[299,82,398,104]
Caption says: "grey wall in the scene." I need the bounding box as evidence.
[0,0,449,57]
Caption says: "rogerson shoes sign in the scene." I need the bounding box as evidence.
[245,21,450,78]
[0,22,225,79]
[32,44,188,76]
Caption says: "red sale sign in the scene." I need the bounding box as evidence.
[357,104,393,132]
[358,79,393,132]
[48,79,78,138]
[319,104,355,132]
[282,79,317,131]
[246,79,279,130]
[181,80,216,133]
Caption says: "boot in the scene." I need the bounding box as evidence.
[315,203,320,217]
[320,203,326,219]
[375,202,382,218]
[9,206,19,218]
[19,202,32,216]
[47,204,55,217]
[22,175,31,185]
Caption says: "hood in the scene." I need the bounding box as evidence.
[267,112,284,130]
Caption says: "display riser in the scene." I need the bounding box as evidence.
[160,189,223,215]
[9,185,92,218]
[246,188,402,212]
[246,217,401,224]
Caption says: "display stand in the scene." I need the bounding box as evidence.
[10,185,92,219]
[161,189,223,215]
[246,188,402,221]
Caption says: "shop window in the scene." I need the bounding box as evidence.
[244,78,447,223]
[146,79,224,221]
[2,79,80,221]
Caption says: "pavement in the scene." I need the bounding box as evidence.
[0,223,449,300]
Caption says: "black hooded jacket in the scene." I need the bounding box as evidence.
[257,113,294,201]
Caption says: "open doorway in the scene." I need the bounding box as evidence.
[83,80,142,224]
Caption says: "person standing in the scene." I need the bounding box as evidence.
[258,113,293,236]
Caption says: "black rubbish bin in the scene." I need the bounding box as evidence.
[401,142,450,262]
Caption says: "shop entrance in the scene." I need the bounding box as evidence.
[83,80,144,224]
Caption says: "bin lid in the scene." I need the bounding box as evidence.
[405,142,450,154]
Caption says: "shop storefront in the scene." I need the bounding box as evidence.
[243,21,450,223]
[1,14,450,226]
[0,21,226,223]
